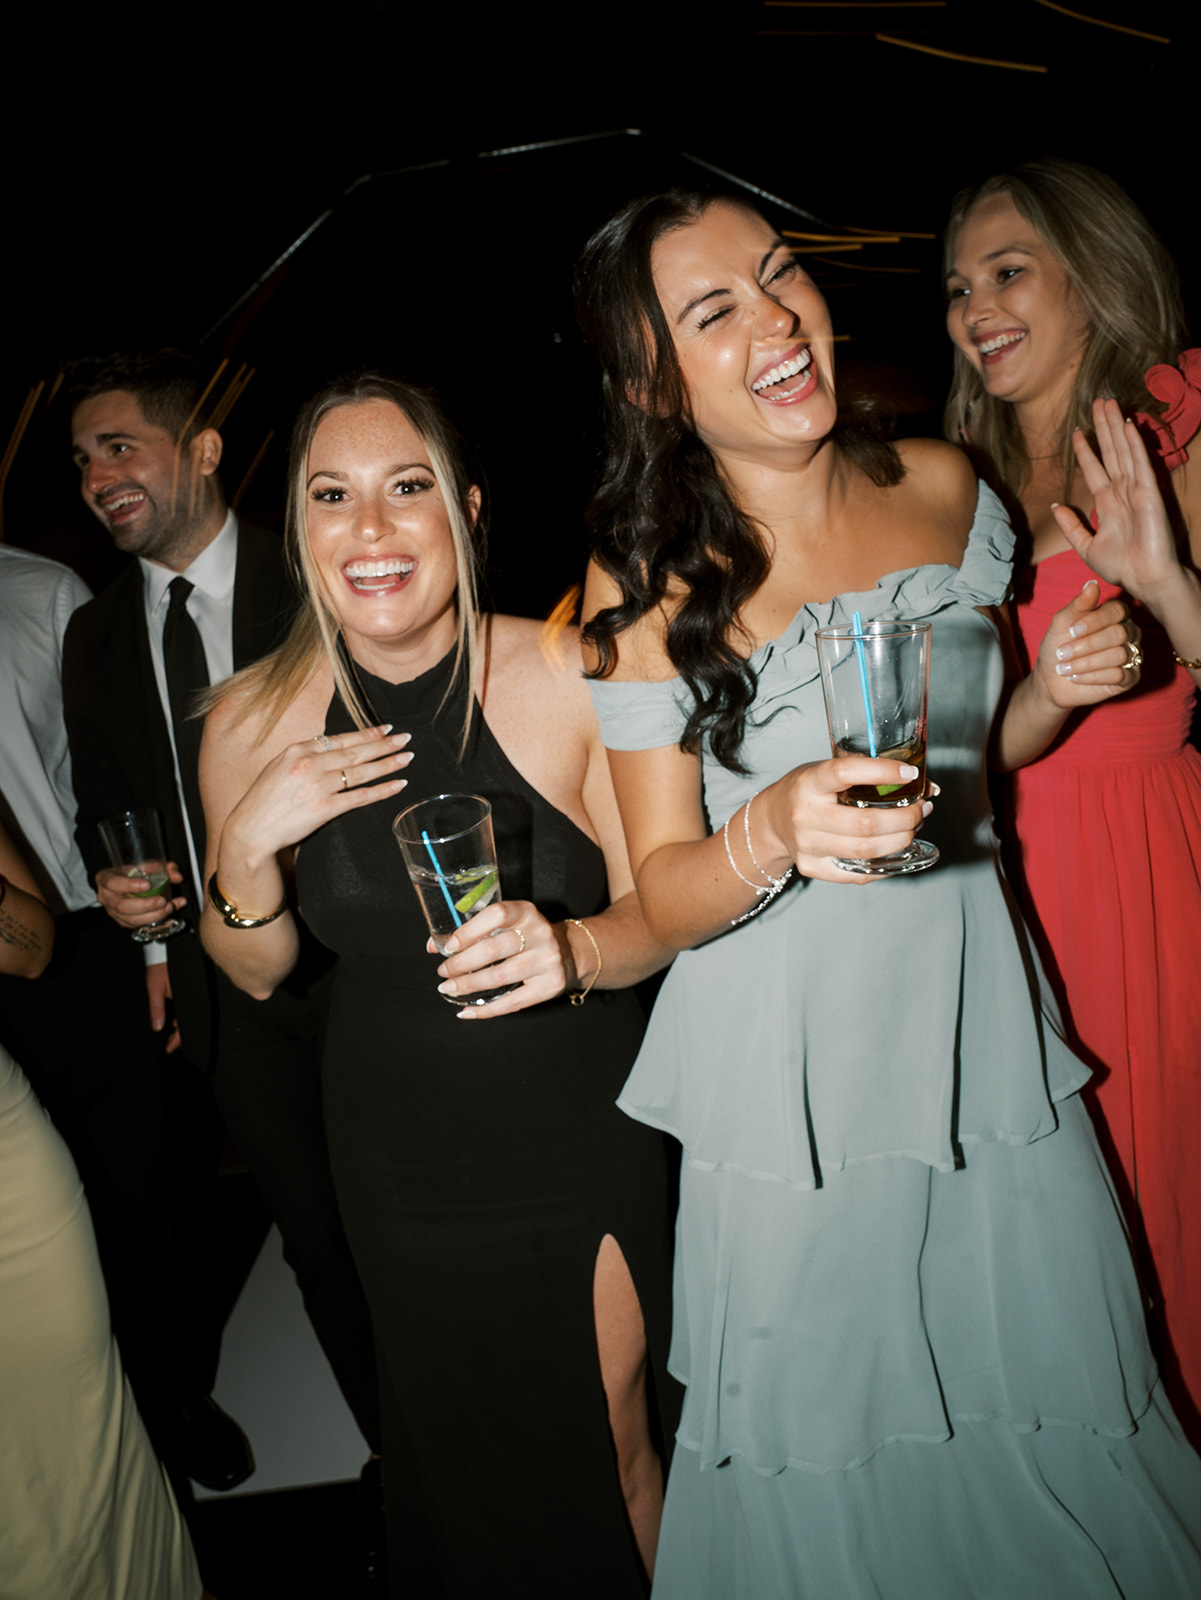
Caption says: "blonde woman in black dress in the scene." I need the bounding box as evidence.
[199,373,676,1597]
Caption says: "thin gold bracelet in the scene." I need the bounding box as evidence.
[207,872,288,929]
[1172,649,1201,669]
[567,917,602,1006]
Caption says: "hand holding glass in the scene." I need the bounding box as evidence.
[97,807,188,942]
[392,793,519,1008]
[815,621,939,876]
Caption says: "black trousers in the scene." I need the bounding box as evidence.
[213,955,381,1453]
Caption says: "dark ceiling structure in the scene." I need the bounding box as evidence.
[6,1,1189,616]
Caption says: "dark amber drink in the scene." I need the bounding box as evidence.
[838,743,926,808]
[815,621,939,875]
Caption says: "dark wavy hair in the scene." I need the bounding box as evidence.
[574,189,901,773]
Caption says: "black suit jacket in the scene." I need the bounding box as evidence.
[62,520,297,1070]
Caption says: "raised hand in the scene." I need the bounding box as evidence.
[1031,579,1141,711]
[1052,397,1182,603]
[221,724,413,870]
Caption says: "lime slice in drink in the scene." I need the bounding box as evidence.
[876,744,923,797]
[454,871,498,915]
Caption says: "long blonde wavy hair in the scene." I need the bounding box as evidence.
[213,373,484,746]
[943,158,1186,501]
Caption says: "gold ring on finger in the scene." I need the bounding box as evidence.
[340,769,349,789]
[513,927,526,955]
[1124,642,1143,671]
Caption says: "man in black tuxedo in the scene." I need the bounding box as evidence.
[61,352,380,1494]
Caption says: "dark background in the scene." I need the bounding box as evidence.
[6,1,1191,618]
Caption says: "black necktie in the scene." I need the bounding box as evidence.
[163,576,210,877]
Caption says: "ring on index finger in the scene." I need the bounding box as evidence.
[1124,641,1144,671]
[313,733,332,752]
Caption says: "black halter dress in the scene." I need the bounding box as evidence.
[296,645,676,1598]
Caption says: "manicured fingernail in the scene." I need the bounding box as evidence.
[392,731,410,747]
[437,980,454,996]
[899,764,919,780]
[929,782,941,797]
[442,937,459,954]
[1056,645,1073,660]
[921,800,934,818]
[1055,661,1076,675]
[379,722,393,733]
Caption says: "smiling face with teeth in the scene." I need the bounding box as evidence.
[651,201,837,474]
[945,192,1091,419]
[303,398,477,681]
[71,389,225,570]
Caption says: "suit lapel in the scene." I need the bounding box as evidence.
[231,521,297,671]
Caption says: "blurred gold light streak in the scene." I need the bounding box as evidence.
[171,359,229,521]
[841,224,936,239]
[783,231,902,244]
[765,1,945,6]
[541,586,581,671]
[816,260,922,274]
[233,430,275,514]
[1030,0,1168,42]
[210,364,256,433]
[877,33,1047,70]
[0,381,44,541]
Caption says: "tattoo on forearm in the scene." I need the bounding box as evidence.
[0,908,44,956]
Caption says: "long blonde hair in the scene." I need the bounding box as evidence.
[943,159,1186,500]
[215,374,484,744]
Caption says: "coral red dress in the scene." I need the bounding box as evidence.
[1007,369,1201,1443]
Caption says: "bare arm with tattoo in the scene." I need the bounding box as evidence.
[0,819,54,980]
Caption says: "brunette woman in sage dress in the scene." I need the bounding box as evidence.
[573,187,1201,1598]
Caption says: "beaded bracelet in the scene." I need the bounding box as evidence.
[723,794,793,924]
[567,917,602,1006]
[1172,649,1201,669]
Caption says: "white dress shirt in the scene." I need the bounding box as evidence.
[139,509,238,961]
[0,546,95,914]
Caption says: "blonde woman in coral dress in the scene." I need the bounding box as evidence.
[945,158,1201,1445]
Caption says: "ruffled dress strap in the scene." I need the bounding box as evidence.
[1134,348,1201,472]
[590,480,1014,759]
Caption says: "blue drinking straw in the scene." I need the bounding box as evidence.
[851,611,878,758]
[421,830,462,928]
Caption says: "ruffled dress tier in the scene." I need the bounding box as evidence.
[590,484,1201,1598]
[1009,545,1201,1442]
